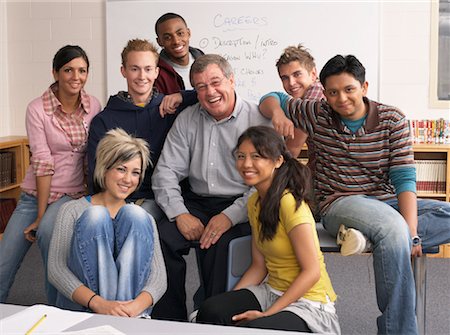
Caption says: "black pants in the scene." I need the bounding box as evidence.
[151,190,251,321]
[197,289,312,332]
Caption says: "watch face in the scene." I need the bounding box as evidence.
[412,236,421,246]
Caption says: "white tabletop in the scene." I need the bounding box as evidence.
[1,303,306,335]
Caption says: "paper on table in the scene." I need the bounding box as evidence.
[63,325,126,335]
[0,304,93,334]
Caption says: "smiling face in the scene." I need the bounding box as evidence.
[192,64,236,121]
[278,60,317,99]
[156,18,191,66]
[52,57,88,98]
[104,156,142,201]
[120,51,159,105]
[235,139,283,195]
[323,72,368,120]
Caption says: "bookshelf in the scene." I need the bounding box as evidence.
[0,136,29,201]
[0,137,29,238]
[413,143,450,202]
[413,143,450,258]
[299,143,450,258]
[298,143,450,202]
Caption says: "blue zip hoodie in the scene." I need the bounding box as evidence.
[87,90,197,199]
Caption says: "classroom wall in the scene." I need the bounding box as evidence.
[379,1,449,122]
[1,2,10,137]
[1,0,106,137]
[0,0,448,137]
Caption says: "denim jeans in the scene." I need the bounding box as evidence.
[322,195,450,335]
[55,204,154,312]
[0,192,72,303]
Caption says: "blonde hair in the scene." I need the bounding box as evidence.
[121,38,159,67]
[276,44,316,73]
[93,128,150,192]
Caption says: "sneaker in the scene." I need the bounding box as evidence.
[137,312,151,319]
[336,224,371,256]
[188,309,199,323]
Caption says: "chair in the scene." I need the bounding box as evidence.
[315,223,438,335]
[226,235,252,291]
[225,223,439,335]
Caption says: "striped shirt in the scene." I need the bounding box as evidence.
[282,95,415,213]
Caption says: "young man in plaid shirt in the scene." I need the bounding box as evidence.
[275,45,324,176]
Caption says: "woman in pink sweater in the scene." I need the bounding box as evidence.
[0,45,101,304]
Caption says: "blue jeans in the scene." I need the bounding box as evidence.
[55,204,154,312]
[0,192,72,303]
[322,195,450,335]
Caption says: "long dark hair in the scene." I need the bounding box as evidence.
[235,126,312,241]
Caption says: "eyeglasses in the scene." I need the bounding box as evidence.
[194,77,226,92]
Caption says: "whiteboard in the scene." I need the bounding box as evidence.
[106,0,380,103]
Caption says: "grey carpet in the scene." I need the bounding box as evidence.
[5,244,450,334]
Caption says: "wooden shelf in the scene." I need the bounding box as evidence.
[413,143,450,152]
[416,193,447,198]
[413,143,450,202]
[299,143,450,202]
[0,136,29,200]
[300,142,450,258]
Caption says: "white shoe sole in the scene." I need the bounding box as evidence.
[337,224,370,256]
[188,309,198,323]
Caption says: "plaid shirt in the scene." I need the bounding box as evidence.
[24,83,90,203]
[304,80,325,100]
[299,80,325,180]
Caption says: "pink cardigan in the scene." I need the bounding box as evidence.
[21,93,102,195]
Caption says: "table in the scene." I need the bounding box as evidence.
[0,303,305,334]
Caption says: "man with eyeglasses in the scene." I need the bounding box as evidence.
[155,12,204,94]
[152,54,272,321]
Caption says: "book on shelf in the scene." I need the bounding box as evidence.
[0,152,14,188]
[415,160,447,194]
[409,119,450,144]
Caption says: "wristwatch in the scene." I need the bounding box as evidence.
[412,235,422,247]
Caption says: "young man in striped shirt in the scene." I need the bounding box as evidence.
[260,54,450,335]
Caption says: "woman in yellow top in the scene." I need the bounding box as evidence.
[196,126,340,333]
